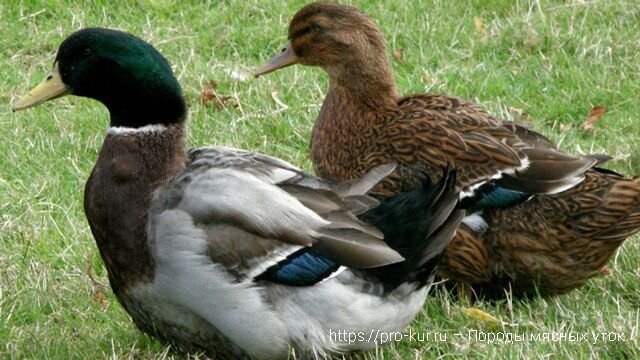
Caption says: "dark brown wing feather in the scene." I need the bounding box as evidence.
[391,94,600,194]
[391,94,523,188]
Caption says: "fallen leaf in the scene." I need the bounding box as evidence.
[198,80,237,110]
[93,288,108,311]
[581,105,607,130]
[474,16,487,43]
[198,80,218,105]
[464,307,499,323]
[392,47,404,62]
[599,266,612,276]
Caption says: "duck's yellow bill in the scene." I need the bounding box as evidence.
[254,43,300,77]
[12,63,70,111]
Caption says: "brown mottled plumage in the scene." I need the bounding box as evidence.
[438,168,640,297]
[256,2,640,298]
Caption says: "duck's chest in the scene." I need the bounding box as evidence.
[84,150,157,294]
[309,107,431,196]
[310,105,388,183]
[83,127,186,293]
[82,129,242,356]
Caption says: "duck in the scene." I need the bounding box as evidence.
[12,27,465,358]
[254,2,640,299]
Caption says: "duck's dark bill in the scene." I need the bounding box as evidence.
[254,43,300,77]
[13,63,70,111]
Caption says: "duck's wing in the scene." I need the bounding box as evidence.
[394,94,598,195]
[153,146,402,285]
[361,167,465,291]
[500,122,557,149]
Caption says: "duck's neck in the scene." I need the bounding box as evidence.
[325,55,399,110]
[106,90,187,129]
[84,121,187,294]
[310,59,398,182]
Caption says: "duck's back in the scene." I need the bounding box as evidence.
[311,90,597,199]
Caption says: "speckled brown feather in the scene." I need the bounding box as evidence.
[268,2,640,298]
[478,169,640,297]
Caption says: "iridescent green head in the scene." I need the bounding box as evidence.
[14,28,186,128]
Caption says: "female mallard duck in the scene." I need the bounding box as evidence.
[13,28,465,358]
[255,2,640,298]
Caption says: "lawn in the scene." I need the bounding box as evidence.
[1,0,639,358]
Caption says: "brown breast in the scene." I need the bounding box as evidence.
[83,124,187,294]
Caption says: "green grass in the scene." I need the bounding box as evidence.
[1,0,639,358]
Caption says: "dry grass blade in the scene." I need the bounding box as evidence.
[392,47,404,62]
[474,16,487,43]
[270,91,289,110]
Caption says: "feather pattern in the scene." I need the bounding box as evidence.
[255,248,339,286]
[159,146,405,271]
[258,2,640,298]
[148,146,463,356]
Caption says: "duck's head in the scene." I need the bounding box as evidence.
[255,2,390,80]
[13,28,186,128]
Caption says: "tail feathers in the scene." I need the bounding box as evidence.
[323,211,383,239]
[422,170,461,241]
[310,227,404,269]
[277,162,405,272]
[279,163,397,216]
[332,162,397,197]
[578,175,640,243]
[412,210,465,284]
[498,173,584,195]
[420,211,465,267]
[359,169,464,291]
[495,148,598,195]
[519,148,597,181]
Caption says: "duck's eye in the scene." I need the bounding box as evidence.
[292,23,325,39]
[309,23,322,32]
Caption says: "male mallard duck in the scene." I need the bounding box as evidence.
[255,2,640,298]
[13,28,465,358]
